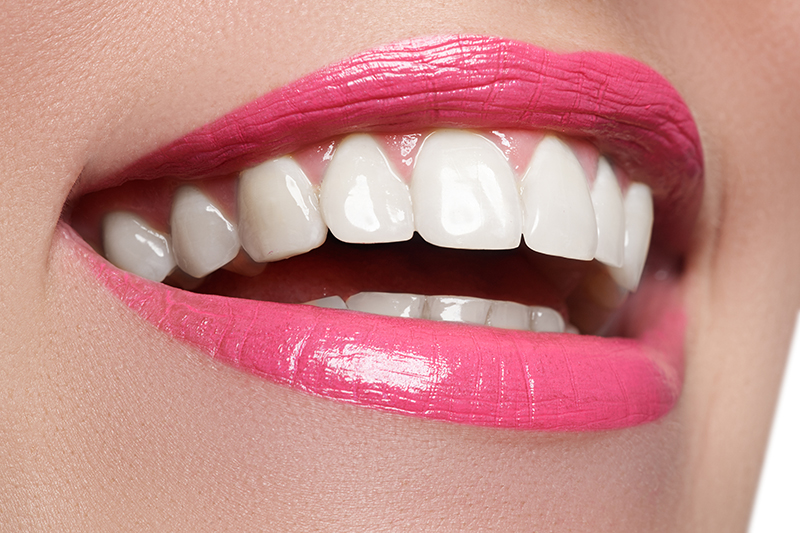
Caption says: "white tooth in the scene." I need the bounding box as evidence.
[530,306,566,333]
[346,292,425,318]
[424,296,491,325]
[320,134,414,244]
[520,136,597,260]
[608,183,654,292]
[238,157,327,262]
[171,186,240,278]
[485,301,531,330]
[306,296,347,309]
[565,324,581,334]
[411,130,521,250]
[102,211,176,282]
[591,157,626,268]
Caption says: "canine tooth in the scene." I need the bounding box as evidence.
[102,211,176,282]
[306,296,347,309]
[521,136,598,260]
[424,296,492,325]
[412,130,522,250]
[346,292,425,318]
[171,186,240,278]
[320,134,414,243]
[530,306,566,333]
[239,157,327,262]
[591,157,626,267]
[485,301,531,330]
[608,183,654,291]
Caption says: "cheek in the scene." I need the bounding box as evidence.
[618,0,800,522]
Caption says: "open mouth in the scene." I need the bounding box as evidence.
[63,35,703,431]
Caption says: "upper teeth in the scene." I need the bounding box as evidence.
[238,156,328,262]
[102,211,176,282]
[412,130,522,250]
[101,129,654,293]
[320,134,415,244]
[170,186,241,278]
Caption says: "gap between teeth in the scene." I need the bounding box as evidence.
[306,292,573,334]
[101,129,653,293]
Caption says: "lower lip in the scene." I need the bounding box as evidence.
[65,224,685,431]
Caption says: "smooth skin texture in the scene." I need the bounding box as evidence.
[1,0,799,531]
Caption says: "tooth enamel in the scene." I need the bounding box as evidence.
[306,296,347,309]
[320,134,414,244]
[102,211,176,282]
[608,183,654,292]
[520,136,598,260]
[170,186,240,278]
[238,157,327,262]
[338,290,570,333]
[591,157,626,268]
[485,301,531,330]
[346,292,425,318]
[411,130,522,250]
[424,296,492,325]
[530,306,566,333]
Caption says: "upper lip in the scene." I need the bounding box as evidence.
[75,34,703,252]
[69,34,704,431]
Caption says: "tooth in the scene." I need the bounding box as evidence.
[591,157,626,268]
[608,183,654,291]
[306,296,347,309]
[102,211,176,282]
[485,301,531,330]
[238,157,328,262]
[320,134,414,243]
[346,292,425,318]
[530,306,566,333]
[411,130,521,250]
[170,186,240,278]
[424,296,491,325]
[520,136,597,260]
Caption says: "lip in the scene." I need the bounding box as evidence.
[66,34,703,431]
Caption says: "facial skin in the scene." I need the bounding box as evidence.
[1,0,799,530]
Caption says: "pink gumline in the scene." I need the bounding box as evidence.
[99,34,703,251]
[67,224,685,431]
[292,130,562,186]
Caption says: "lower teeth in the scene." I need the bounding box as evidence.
[306,292,571,333]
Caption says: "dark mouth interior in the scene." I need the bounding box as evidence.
[194,234,569,306]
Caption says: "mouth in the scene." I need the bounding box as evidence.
[63,34,703,431]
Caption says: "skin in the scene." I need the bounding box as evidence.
[1,0,799,530]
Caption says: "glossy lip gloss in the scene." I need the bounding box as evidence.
[65,34,703,431]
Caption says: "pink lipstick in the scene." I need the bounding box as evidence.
[65,35,703,430]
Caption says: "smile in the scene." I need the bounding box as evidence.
[64,34,703,431]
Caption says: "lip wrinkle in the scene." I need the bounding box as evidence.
[86,34,702,252]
